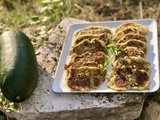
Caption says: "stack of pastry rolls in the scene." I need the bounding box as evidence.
[107,22,151,91]
[64,26,112,91]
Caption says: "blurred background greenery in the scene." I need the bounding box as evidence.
[0,0,159,49]
[0,0,159,32]
[0,0,159,45]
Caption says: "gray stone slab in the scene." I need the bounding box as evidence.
[8,18,145,120]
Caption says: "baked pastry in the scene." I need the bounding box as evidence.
[73,26,112,45]
[107,21,150,91]
[66,66,105,91]
[117,39,148,54]
[70,38,107,55]
[117,33,147,43]
[114,22,148,34]
[64,51,106,70]
[114,46,146,60]
[112,56,150,72]
[113,27,148,42]
[107,68,150,90]
[65,26,110,91]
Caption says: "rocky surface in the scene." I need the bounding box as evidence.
[142,36,160,120]
[143,99,160,120]
[7,18,147,120]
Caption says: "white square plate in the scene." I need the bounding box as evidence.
[52,19,159,93]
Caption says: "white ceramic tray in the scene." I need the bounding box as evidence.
[52,19,159,93]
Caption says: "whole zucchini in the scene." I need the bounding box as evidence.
[0,30,38,103]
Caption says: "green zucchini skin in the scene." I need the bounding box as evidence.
[0,30,38,103]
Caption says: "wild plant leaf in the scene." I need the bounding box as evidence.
[107,43,115,48]
[8,103,19,112]
[31,16,39,22]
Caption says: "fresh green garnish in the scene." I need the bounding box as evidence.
[0,94,19,112]
[103,68,107,75]
[107,43,121,56]
[104,55,110,67]
[100,55,110,76]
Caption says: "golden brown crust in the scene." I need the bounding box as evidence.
[108,70,128,90]
[74,33,111,45]
[114,22,148,34]
[65,51,106,70]
[66,67,105,91]
[112,56,150,72]
[117,39,148,54]
[73,26,112,45]
[70,38,108,55]
[114,46,145,60]
[65,26,112,91]
[117,33,147,43]
[64,61,99,70]
[108,68,150,91]
[108,22,150,91]
[113,26,148,42]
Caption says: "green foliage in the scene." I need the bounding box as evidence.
[107,43,121,56]
[30,25,50,50]
[0,0,36,29]
[0,94,18,120]
[29,0,78,24]
[0,93,19,113]
[29,16,40,25]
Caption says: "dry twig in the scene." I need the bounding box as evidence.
[139,1,143,19]
[74,3,99,21]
